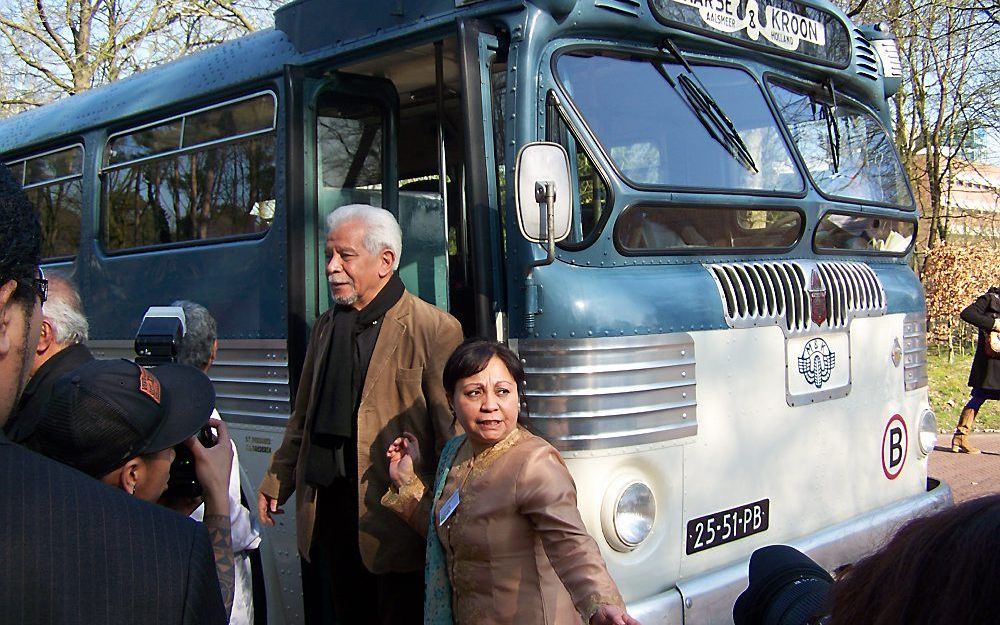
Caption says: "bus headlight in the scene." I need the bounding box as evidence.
[603,481,655,551]
[918,409,937,457]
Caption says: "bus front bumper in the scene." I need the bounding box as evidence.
[627,478,953,625]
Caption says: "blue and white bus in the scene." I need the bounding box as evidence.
[0,0,950,622]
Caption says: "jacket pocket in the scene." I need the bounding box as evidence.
[396,366,423,383]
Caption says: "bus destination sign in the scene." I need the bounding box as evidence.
[649,0,852,68]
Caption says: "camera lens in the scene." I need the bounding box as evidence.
[734,545,833,625]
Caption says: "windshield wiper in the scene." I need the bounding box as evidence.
[823,79,841,174]
[655,39,758,174]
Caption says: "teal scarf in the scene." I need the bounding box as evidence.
[424,434,465,625]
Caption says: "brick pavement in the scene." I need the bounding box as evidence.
[929,433,1000,503]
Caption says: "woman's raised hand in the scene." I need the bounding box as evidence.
[590,605,642,625]
[387,431,421,488]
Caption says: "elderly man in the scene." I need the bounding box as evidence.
[4,271,94,448]
[0,164,226,624]
[258,204,463,625]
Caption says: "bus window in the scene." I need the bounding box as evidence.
[102,93,276,251]
[545,92,611,248]
[814,212,915,254]
[615,205,802,253]
[768,81,914,209]
[6,145,84,260]
[554,50,801,194]
[317,94,384,209]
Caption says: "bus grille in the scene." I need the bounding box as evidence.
[903,312,929,390]
[854,29,880,81]
[594,0,642,17]
[708,260,886,332]
[516,334,697,451]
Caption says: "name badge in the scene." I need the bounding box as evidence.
[438,489,460,526]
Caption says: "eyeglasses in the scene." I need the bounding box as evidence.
[22,267,48,305]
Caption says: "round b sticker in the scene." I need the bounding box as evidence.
[882,414,908,480]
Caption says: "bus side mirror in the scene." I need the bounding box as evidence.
[515,142,572,244]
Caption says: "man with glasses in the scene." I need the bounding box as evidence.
[0,164,227,624]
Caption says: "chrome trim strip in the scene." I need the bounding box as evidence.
[516,334,697,451]
[903,313,929,390]
[87,338,291,424]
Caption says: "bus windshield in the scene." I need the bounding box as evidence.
[768,81,913,208]
[555,50,801,193]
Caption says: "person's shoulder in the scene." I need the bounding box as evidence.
[1,441,202,535]
[399,291,461,334]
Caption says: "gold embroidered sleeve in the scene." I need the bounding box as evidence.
[381,475,429,535]
[515,443,626,621]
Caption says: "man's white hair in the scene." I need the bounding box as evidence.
[45,273,88,344]
[326,204,402,270]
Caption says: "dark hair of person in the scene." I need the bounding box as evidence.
[0,165,42,312]
[443,338,528,418]
[827,494,1000,625]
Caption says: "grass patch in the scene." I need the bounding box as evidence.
[927,345,1000,432]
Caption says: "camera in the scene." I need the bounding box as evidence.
[733,545,833,625]
[134,305,216,500]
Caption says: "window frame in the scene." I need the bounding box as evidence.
[99,90,278,255]
[613,201,806,256]
[765,75,916,211]
[545,90,616,251]
[5,143,86,262]
[812,210,917,257]
[550,44,806,198]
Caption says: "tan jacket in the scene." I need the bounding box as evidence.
[258,290,463,573]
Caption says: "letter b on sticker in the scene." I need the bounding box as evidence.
[882,414,908,480]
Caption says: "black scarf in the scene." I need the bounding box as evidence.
[304,272,405,487]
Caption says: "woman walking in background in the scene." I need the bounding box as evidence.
[953,287,1000,453]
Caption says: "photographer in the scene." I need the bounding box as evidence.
[165,300,261,625]
[33,358,237,620]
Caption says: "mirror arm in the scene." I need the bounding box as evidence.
[524,180,557,333]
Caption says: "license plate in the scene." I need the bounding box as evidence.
[685,499,769,554]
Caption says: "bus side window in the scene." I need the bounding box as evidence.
[545,93,610,248]
[7,146,84,260]
[102,94,276,251]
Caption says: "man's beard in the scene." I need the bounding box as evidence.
[330,279,358,306]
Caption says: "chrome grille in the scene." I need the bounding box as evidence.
[516,334,696,451]
[903,313,928,390]
[708,261,886,332]
[88,339,290,424]
[854,29,879,81]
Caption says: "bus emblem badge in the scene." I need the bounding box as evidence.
[808,269,828,326]
[797,338,836,388]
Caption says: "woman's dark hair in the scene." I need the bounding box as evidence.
[827,494,1000,625]
[443,339,527,414]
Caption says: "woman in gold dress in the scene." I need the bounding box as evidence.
[383,339,641,625]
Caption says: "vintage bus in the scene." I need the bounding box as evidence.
[0,0,951,622]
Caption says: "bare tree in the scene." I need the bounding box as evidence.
[0,0,280,113]
[840,0,1000,260]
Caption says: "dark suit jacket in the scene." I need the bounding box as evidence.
[0,431,227,624]
[5,342,94,448]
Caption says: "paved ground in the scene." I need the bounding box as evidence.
[929,433,1000,503]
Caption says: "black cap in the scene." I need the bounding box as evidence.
[35,359,215,478]
[733,545,834,625]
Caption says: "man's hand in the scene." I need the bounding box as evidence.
[186,417,233,518]
[591,605,641,625]
[386,431,420,488]
[257,492,283,527]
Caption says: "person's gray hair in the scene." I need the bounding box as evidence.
[171,300,217,371]
[45,272,88,344]
[326,204,402,270]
